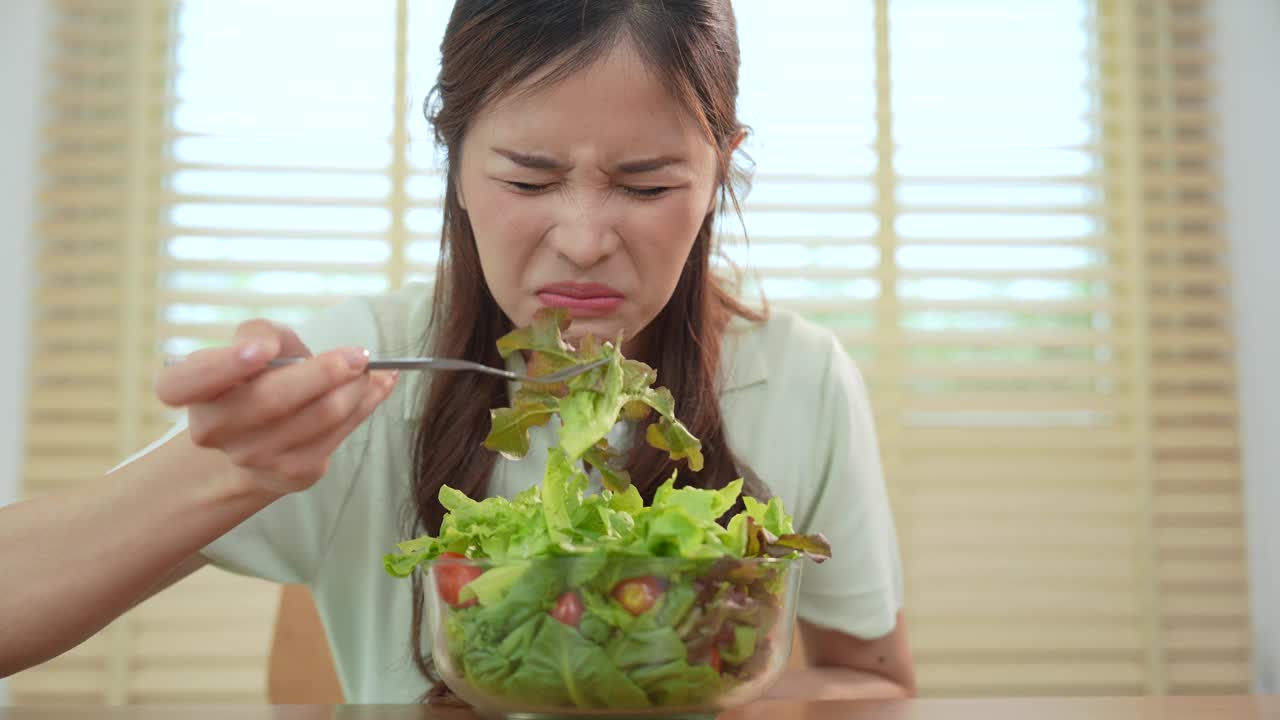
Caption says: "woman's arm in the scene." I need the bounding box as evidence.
[767,612,916,700]
[0,432,273,677]
[1,320,395,677]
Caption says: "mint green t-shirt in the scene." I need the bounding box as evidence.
[131,283,903,702]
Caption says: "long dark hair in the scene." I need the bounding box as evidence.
[407,0,767,699]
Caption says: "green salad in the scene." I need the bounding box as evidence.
[384,309,831,709]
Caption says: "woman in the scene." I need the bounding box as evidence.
[0,0,915,703]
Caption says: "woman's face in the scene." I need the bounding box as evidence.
[457,39,720,349]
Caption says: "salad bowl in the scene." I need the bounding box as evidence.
[424,554,802,718]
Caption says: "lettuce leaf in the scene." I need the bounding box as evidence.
[481,307,701,470]
[458,563,528,607]
[484,391,559,460]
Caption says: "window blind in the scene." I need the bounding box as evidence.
[14,0,1248,703]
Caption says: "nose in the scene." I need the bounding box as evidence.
[546,203,621,270]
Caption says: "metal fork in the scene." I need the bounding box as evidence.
[266,355,609,384]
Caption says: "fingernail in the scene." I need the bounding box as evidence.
[239,341,267,365]
[342,347,370,371]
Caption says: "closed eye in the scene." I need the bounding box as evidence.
[505,181,552,194]
[623,186,670,199]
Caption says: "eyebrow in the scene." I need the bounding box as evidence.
[492,147,684,174]
[616,156,683,173]
[493,148,566,170]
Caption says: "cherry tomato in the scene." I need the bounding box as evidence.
[611,576,663,616]
[434,552,483,608]
[709,647,723,674]
[550,591,584,627]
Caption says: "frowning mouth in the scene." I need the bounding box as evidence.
[536,282,624,316]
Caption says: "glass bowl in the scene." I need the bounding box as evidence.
[423,554,803,719]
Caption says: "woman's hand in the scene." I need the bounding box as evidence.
[765,613,917,701]
[154,318,398,497]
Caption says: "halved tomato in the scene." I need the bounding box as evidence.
[611,576,663,616]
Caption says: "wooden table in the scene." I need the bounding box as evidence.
[1,697,1276,719]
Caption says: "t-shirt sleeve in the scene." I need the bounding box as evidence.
[196,296,385,585]
[794,333,905,640]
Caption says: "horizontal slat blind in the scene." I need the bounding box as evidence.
[14,0,385,705]
[1122,0,1251,694]
[730,0,879,358]
[16,0,1249,705]
[880,0,1143,696]
[159,0,401,361]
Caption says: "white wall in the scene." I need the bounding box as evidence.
[0,0,45,706]
[0,4,41,500]
[0,7,41,513]
[1214,0,1280,696]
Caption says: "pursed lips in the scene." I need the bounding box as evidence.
[536,282,624,316]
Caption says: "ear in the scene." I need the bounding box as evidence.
[729,127,748,153]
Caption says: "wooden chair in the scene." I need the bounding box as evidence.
[267,584,344,704]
